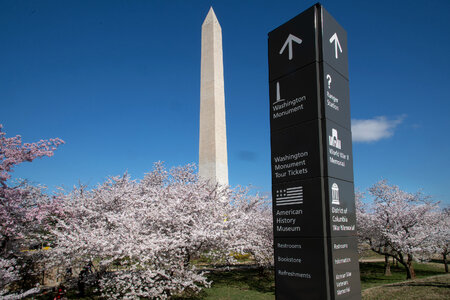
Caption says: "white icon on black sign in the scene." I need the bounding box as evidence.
[279,34,302,60]
[326,74,332,89]
[275,186,303,206]
[329,128,342,149]
[329,33,342,59]
[331,183,340,205]
[273,82,285,105]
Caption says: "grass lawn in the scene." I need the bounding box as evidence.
[27,261,448,299]
[360,261,447,289]
[173,268,275,300]
[179,261,448,300]
[201,269,275,300]
[362,274,450,300]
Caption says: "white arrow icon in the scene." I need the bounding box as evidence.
[329,33,342,59]
[279,34,302,60]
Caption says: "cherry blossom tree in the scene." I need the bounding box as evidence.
[227,187,273,270]
[355,190,367,253]
[0,124,64,297]
[48,162,270,299]
[0,258,19,296]
[430,207,450,272]
[356,190,395,276]
[357,180,439,279]
[1,124,273,299]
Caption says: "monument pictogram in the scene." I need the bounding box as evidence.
[274,82,285,105]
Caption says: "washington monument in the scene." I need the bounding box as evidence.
[199,7,229,186]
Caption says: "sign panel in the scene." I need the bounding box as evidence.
[321,63,351,130]
[271,119,354,184]
[271,120,322,183]
[321,7,349,79]
[269,63,320,132]
[272,177,357,239]
[274,237,329,300]
[274,236,361,300]
[272,178,325,237]
[324,120,354,182]
[268,5,318,81]
[269,62,350,132]
[329,237,362,299]
[326,178,357,238]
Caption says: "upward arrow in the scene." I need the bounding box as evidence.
[329,33,342,59]
[279,34,302,60]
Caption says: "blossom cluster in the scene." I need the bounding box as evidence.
[356,180,449,279]
[0,124,274,298]
[0,124,64,298]
[47,163,272,299]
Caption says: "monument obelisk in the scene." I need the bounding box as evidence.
[199,7,229,186]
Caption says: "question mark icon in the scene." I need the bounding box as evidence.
[326,74,332,89]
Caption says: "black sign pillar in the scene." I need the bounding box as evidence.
[268,3,361,299]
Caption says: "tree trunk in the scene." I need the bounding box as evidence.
[184,252,191,268]
[405,265,412,279]
[1,236,10,256]
[384,254,391,276]
[396,252,411,280]
[406,254,416,279]
[444,252,448,273]
[392,256,398,267]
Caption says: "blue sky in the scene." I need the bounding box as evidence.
[1,0,449,205]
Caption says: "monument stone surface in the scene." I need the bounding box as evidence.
[199,7,229,186]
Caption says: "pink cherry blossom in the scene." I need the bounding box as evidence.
[357,180,440,279]
[48,162,271,299]
[0,124,64,297]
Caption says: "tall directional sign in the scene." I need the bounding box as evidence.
[268,3,361,299]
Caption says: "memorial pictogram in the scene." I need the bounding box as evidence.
[332,183,340,205]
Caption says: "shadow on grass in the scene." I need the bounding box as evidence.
[389,280,450,289]
[207,268,275,294]
[173,290,207,300]
[172,268,275,299]
[360,262,396,284]
[28,288,101,300]
[360,261,447,288]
